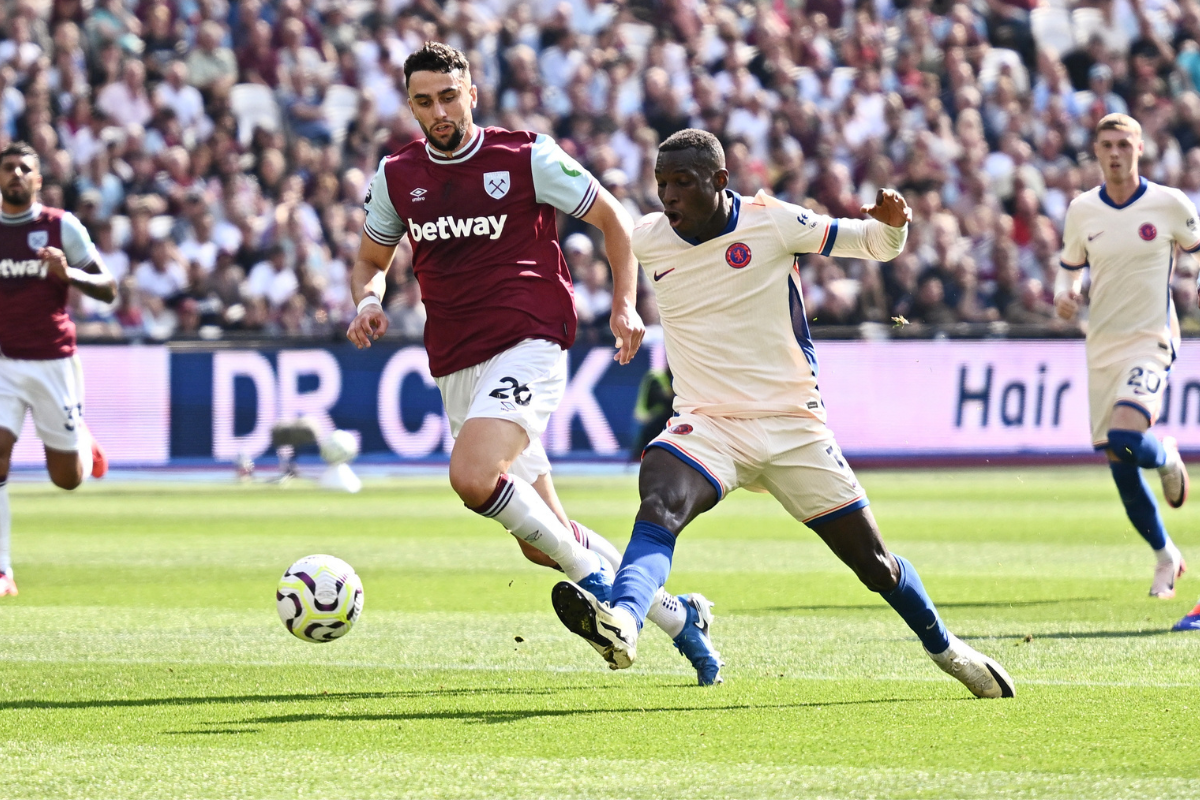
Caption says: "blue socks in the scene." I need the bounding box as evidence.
[881,555,950,653]
[1109,461,1168,550]
[1108,429,1166,468]
[611,521,677,630]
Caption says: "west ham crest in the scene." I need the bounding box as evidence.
[27,231,48,250]
[484,171,510,200]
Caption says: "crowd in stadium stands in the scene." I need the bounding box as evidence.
[4,0,1200,340]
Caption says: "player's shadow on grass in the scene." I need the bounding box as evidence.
[209,697,931,729]
[755,598,1103,613]
[0,686,619,712]
[976,629,1172,640]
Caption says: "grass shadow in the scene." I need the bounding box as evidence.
[216,697,935,728]
[0,685,620,712]
[753,598,1104,614]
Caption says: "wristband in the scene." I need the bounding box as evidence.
[356,295,383,315]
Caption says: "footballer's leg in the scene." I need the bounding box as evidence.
[1105,404,1186,598]
[810,507,1014,699]
[552,444,722,678]
[450,417,606,583]
[0,426,15,595]
[529,467,694,645]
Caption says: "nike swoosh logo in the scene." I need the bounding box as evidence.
[926,621,938,629]
[599,620,632,645]
[1087,232,1104,241]
[653,268,675,281]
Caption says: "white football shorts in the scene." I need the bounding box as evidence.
[0,354,86,452]
[434,338,566,482]
[1088,352,1172,448]
[646,413,868,528]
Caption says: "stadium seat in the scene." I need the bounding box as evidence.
[321,84,360,145]
[1031,7,1076,56]
[229,83,282,148]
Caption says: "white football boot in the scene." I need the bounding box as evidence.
[551,581,640,670]
[1158,437,1189,509]
[926,634,1015,698]
[1151,542,1186,599]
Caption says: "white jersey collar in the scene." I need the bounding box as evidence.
[425,125,484,165]
[0,203,41,225]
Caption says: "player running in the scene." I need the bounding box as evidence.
[1054,114,1192,601]
[346,43,723,683]
[551,129,1015,698]
[0,142,114,596]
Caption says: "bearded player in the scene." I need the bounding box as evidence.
[1054,114,1193,607]
[0,142,114,596]
[346,43,723,683]
[551,129,1015,698]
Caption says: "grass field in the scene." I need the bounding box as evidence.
[2,467,1199,799]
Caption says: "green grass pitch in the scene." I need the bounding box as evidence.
[2,467,1199,799]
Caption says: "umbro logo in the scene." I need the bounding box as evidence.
[411,188,427,202]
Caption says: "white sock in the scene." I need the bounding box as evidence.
[475,475,602,582]
[76,426,93,482]
[645,589,688,638]
[0,481,11,575]
[569,520,623,572]
[1155,539,1181,565]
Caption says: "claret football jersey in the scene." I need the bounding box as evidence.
[363,126,601,377]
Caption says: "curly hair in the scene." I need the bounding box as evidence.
[403,41,471,87]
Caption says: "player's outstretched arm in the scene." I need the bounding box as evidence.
[582,189,645,365]
[40,247,117,303]
[346,232,397,349]
[808,189,911,262]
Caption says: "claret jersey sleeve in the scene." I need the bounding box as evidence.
[529,134,600,219]
[762,195,907,261]
[363,159,407,246]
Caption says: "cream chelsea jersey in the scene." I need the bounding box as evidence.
[634,190,907,420]
[1060,178,1200,368]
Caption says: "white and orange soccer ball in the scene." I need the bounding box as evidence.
[276,554,364,643]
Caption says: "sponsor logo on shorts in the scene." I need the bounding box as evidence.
[668,423,693,435]
[1139,223,1157,241]
[725,242,752,269]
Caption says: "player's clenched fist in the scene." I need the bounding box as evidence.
[38,246,69,281]
[610,301,645,365]
[1054,290,1081,321]
[861,189,912,228]
[346,305,390,349]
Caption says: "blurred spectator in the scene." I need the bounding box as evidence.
[246,244,300,310]
[96,59,152,129]
[185,20,237,94]
[387,278,426,340]
[134,236,188,301]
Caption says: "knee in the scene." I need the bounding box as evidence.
[448,458,501,510]
[859,552,900,594]
[1106,429,1143,464]
[51,470,83,491]
[636,491,692,533]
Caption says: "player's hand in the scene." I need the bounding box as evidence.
[1054,290,1081,321]
[861,189,912,228]
[346,306,390,348]
[610,301,645,365]
[38,246,69,281]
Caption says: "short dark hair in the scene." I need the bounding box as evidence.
[403,41,470,87]
[658,128,725,172]
[0,141,38,167]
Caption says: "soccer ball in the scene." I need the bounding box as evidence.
[320,429,359,465]
[276,554,364,643]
